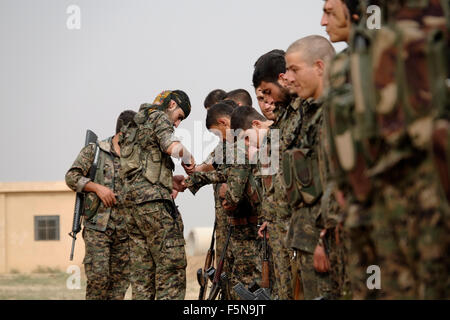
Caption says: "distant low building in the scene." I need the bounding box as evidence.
[0,181,84,273]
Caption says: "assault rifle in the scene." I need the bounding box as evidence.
[207,226,232,300]
[233,282,271,300]
[197,221,216,300]
[68,130,99,261]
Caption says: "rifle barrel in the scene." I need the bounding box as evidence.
[69,238,76,261]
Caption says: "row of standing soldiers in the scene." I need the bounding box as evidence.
[65,0,449,299]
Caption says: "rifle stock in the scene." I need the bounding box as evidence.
[208,225,232,300]
[293,271,303,300]
[198,222,216,300]
[261,261,270,288]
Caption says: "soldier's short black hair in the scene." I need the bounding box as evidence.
[252,50,286,89]
[219,99,239,109]
[343,0,362,22]
[253,49,285,68]
[204,89,227,109]
[116,110,137,134]
[230,106,267,131]
[224,89,253,107]
[205,103,235,129]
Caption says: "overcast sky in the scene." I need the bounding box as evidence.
[0,0,346,236]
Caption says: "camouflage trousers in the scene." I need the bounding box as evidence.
[371,158,450,299]
[292,250,333,300]
[125,200,187,300]
[267,207,294,300]
[324,228,352,299]
[82,226,130,300]
[345,158,450,299]
[226,224,262,300]
[343,222,379,299]
[214,206,230,273]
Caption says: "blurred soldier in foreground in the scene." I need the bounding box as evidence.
[322,0,450,299]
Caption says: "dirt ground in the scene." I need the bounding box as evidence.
[0,256,204,300]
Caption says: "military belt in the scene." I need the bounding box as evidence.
[228,215,258,226]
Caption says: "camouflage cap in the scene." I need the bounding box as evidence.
[152,90,191,118]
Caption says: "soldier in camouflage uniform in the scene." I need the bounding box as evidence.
[185,104,263,300]
[319,0,360,299]
[65,110,136,300]
[283,36,338,299]
[252,50,300,300]
[323,0,450,299]
[194,102,237,266]
[120,90,195,300]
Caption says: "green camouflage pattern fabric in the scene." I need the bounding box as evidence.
[285,98,324,253]
[256,117,285,300]
[324,1,450,299]
[125,200,187,300]
[226,224,262,300]
[362,2,448,299]
[82,227,130,300]
[291,251,333,300]
[121,108,177,205]
[325,44,379,300]
[65,137,130,300]
[283,98,337,299]
[215,146,263,300]
[317,49,354,299]
[199,143,232,267]
[269,97,303,222]
[186,144,264,299]
[260,98,302,300]
[121,105,187,300]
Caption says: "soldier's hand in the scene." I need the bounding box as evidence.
[222,199,236,211]
[218,183,228,199]
[95,184,117,208]
[182,156,196,175]
[313,242,330,273]
[171,189,179,199]
[334,189,346,210]
[258,221,269,239]
[172,175,187,192]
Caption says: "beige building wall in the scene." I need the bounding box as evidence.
[0,182,84,273]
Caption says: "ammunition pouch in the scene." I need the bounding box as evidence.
[120,108,175,190]
[282,148,323,208]
[142,146,174,191]
[83,192,100,220]
[84,141,115,231]
[119,126,142,179]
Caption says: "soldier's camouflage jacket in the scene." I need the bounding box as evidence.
[65,138,127,237]
[260,97,303,222]
[283,98,325,253]
[186,143,260,219]
[120,106,178,205]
